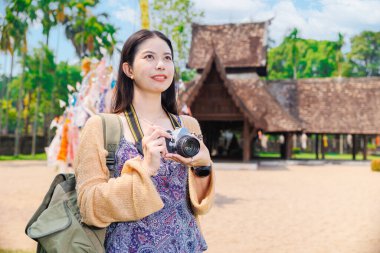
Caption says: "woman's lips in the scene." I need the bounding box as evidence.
[151,74,167,81]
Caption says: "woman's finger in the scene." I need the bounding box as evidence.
[164,154,181,163]
[166,153,192,166]
[144,125,167,137]
[146,138,167,153]
[145,128,172,143]
[149,137,166,148]
[143,127,168,148]
[151,145,167,156]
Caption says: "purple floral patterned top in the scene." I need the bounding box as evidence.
[104,136,207,252]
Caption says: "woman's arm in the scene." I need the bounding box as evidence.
[74,115,164,227]
[191,168,212,203]
[174,115,215,215]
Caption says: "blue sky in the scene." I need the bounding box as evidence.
[1,0,380,75]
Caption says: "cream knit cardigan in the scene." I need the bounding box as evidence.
[74,114,215,228]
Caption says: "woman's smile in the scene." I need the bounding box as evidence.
[151,74,167,82]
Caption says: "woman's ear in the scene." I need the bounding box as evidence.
[122,62,134,80]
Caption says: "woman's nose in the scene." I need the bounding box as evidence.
[156,59,165,70]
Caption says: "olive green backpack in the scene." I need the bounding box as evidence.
[25,114,122,253]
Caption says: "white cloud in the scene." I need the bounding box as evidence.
[114,6,140,26]
[192,0,380,47]
[193,0,273,24]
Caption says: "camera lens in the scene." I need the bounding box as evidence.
[176,136,200,158]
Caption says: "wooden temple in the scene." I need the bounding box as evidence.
[179,22,380,161]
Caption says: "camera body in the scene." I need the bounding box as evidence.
[166,128,200,158]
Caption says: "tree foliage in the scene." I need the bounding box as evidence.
[268,29,380,80]
[346,31,380,77]
[0,0,116,145]
[4,46,81,134]
[64,0,117,58]
[268,29,344,79]
[151,0,203,73]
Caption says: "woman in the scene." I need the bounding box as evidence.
[74,30,215,252]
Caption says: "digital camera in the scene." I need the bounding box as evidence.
[166,128,200,158]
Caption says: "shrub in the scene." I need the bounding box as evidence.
[367,143,376,150]
[292,147,301,154]
[371,159,380,172]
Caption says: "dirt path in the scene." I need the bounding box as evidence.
[0,161,57,251]
[1,161,380,253]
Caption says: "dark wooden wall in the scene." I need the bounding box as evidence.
[191,64,244,121]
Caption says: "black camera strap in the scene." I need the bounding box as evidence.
[124,104,181,154]
[125,104,144,142]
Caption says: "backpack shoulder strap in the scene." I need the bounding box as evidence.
[98,113,122,178]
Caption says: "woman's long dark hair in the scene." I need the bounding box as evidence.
[112,30,178,115]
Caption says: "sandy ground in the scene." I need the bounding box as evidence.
[1,161,380,253]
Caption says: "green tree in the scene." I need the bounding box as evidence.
[334,33,344,77]
[32,0,70,155]
[64,0,117,58]
[300,39,339,78]
[0,7,19,135]
[3,48,81,141]
[53,62,81,116]
[287,28,302,79]
[5,0,37,155]
[268,28,306,80]
[39,0,56,46]
[151,0,203,75]
[346,31,380,77]
[268,29,344,80]
[43,62,80,146]
[24,45,56,154]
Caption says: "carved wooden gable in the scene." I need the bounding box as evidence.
[191,63,243,121]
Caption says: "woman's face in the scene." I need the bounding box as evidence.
[127,36,175,95]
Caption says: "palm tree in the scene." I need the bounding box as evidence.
[65,14,116,59]
[335,33,344,77]
[285,28,301,80]
[31,47,44,155]
[43,0,71,148]
[64,0,98,58]
[0,9,17,135]
[6,0,37,156]
[64,0,116,59]
[31,0,58,155]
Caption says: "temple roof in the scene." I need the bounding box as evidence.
[188,22,269,70]
[180,53,301,132]
[267,77,380,134]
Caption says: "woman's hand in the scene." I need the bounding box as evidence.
[141,125,172,175]
[165,135,212,202]
[164,135,211,168]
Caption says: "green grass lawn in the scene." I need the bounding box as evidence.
[257,152,281,158]
[0,152,376,161]
[0,153,47,161]
[0,250,33,253]
[258,152,377,160]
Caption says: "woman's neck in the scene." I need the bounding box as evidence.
[132,89,165,120]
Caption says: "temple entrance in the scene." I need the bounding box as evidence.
[200,120,243,160]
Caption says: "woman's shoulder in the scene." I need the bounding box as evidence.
[179,114,198,125]
[84,113,121,128]
[179,115,201,133]
[83,114,103,130]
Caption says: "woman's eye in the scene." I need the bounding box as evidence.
[144,54,154,60]
[165,56,172,61]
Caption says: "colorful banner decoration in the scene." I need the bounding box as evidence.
[140,0,150,29]
[46,58,115,172]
